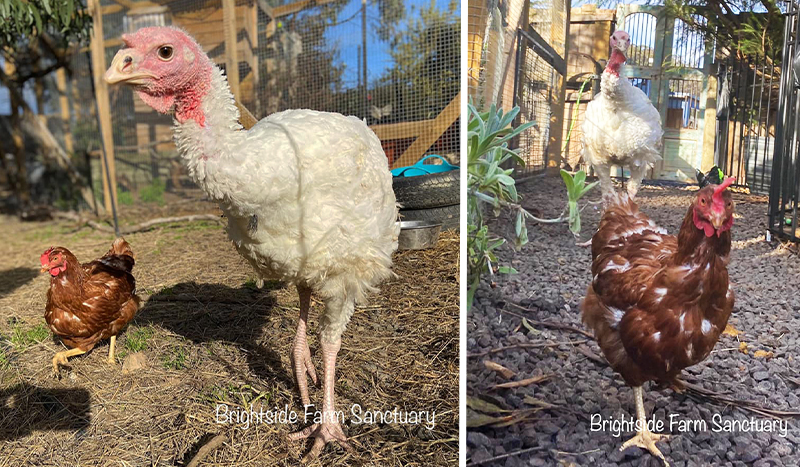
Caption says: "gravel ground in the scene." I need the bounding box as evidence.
[467,176,800,467]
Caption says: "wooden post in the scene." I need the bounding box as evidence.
[222,0,241,102]
[546,0,570,172]
[55,69,74,154]
[468,0,489,99]
[88,0,118,215]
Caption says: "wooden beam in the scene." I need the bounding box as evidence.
[88,0,118,216]
[392,92,461,169]
[55,69,74,154]
[273,0,338,18]
[369,119,433,141]
[222,0,241,102]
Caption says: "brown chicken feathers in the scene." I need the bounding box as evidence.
[583,181,735,386]
[41,238,140,374]
[581,177,736,465]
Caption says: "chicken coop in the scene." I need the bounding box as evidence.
[468,0,569,178]
[21,0,459,221]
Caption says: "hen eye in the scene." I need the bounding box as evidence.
[157,46,173,60]
[700,198,706,205]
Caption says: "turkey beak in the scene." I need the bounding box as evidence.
[105,50,155,85]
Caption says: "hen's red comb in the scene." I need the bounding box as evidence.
[712,176,735,206]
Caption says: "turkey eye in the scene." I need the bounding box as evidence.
[157,46,173,60]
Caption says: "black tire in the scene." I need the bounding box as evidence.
[399,204,460,230]
[392,170,460,210]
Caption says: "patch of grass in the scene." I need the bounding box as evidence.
[124,326,154,352]
[160,285,175,296]
[0,348,10,369]
[244,279,258,290]
[139,178,166,205]
[162,345,188,370]
[10,324,49,348]
[117,190,135,206]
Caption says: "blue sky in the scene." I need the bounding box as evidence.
[322,0,459,88]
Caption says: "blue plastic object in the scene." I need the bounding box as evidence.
[391,155,459,177]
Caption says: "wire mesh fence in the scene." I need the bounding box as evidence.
[467,0,568,178]
[24,0,459,220]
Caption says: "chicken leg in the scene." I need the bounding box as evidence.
[289,338,352,461]
[291,286,318,407]
[52,348,86,374]
[108,335,117,365]
[620,386,670,466]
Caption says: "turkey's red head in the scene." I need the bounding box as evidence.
[610,30,631,53]
[105,26,212,125]
[40,247,69,277]
[692,177,735,238]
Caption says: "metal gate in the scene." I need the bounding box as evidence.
[715,54,780,195]
[616,5,713,181]
[770,2,800,242]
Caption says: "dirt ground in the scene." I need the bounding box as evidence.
[467,177,800,467]
[0,199,458,466]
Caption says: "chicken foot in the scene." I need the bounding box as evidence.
[620,386,670,466]
[289,338,353,462]
[52,348,86,375]
[291,286,318,407]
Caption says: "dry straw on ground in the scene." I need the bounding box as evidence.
[0,200,458,466]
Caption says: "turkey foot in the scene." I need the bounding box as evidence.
[292,286,318,406]
[52,348,86,376]
[289,337,350,461]
[289,420,353,462]
[620,386,671,466]
[291,336,318,406]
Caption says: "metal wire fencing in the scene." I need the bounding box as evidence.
[45,0,459,219]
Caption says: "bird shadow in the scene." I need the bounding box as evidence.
[136,281,294,388]
[0,383,91,441]
[0,267,39,298]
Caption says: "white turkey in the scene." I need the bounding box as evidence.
[104,26,399,460]
[582,30,663,200]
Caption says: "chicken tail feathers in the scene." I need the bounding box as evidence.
[100,238,136,273]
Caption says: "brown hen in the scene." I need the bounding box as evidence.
[41,238,140,375]
[582,177,736,465]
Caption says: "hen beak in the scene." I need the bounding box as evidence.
[40,265,49,273]
[710,212,726,230]
[105,50,155,85]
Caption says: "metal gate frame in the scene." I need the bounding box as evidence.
[770,4,800,242]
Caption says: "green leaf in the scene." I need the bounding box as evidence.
[560,169,574,195]
[497,265,517,274]
[521,318,540,335]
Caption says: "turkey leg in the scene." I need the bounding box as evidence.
[292,285,318,407]
[52,348,86,374]
[620,386,670,466]
[289,338,352,461]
